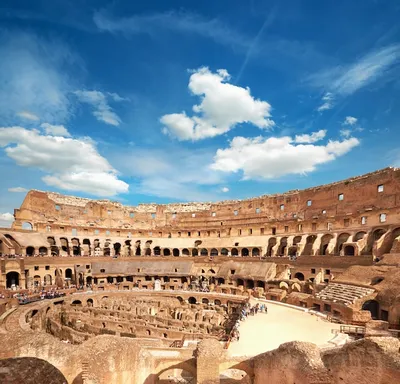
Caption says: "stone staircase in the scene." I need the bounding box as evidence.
[315,283,375,306]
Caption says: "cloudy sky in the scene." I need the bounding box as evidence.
[1,0,400,226]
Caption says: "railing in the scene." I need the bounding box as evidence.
[170,336,185,348]
[339,325,366,335]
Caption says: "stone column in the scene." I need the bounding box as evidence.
[196,339,225,384]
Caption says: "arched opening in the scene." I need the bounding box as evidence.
[145,247,151,256]
[221,248,229,256]
[294,272,304,281]
[252,248,260,257]
[257,280,265,288]
[247,280,254,289]
[218,278,225,284]
[71,300,82,306]
[38,246,48,256]
[354,231,367,242]
[135,241,141,256]
[202,298,209,304]
[182,248,190,256]
[336,233,351,254]
[44,274,52,285]
[114,242,121,256]
[71,238,81,256]
[241,248,249,257]
[22,222,33,230]
[362,300,379,319]
[237,279,244,287]
[344,245,355,256]
[302,235,316,256]
[200,248,208,256]
[220,368,250,383]
[319,234,333,255]
[65,268,73,279]
[163,248,171,256]
[267,238,277,256]
[277,237,288,256]
[214,299,221,305]
[210,248,218,257]
[154,246,161,256]
[60,238,69,255]
[103,241,111,256]
[6,271,19,288]
[157,368,195,383]
[86,276,92,285]
[87,298,94,307]
[26,246,35,256]
[173,248,180,257]
[188,297,196,304]
[208,269,215,274]
[192,248,198,257]
[231,248,238,256]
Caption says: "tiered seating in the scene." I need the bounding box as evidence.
[315,283,375,306]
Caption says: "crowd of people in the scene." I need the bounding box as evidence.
[230,302,268,342]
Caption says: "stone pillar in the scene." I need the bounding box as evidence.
[196,339,225,384]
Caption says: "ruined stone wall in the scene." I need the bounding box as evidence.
[10,167,400,239]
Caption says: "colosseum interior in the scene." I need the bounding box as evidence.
[1,167,400,383]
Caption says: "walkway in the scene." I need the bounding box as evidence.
[227,301,341,357]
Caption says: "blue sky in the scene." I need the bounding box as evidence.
[1,0,400,226]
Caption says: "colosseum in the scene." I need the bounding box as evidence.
[1,167,400,383]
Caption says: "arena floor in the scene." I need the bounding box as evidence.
[227,300,341,356]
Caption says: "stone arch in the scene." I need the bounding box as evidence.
[362,300,379,319]
[366,228,387,252]
[182,248,190,256]
[231,248,238,256]
[293,236,302,245]
[389,227,400,253]
[320,234,333,255]
[200,248,208,256]
[60,238,69,255]
[39,246,48,255]
[154,361,197,383]
[267,237,277,256]
[22,222,33,230]
[87,298,94,307]
[202,298,209,304]
[163,248,171,256]
[6,271,20,288]
[252,247,260,257]
[344,244,355,256]
[336,233,351,254]
[302,235,317,256]
[294,272,304,281]
[0,357,68,384]
[145,247,151,256]
[154,246,161,256]
[277,237,288,256]
[291,282,301,292]
[188,297,196,304]
[114,242,121,255]
[65,268,73,279]
[44,274,52,285]
[354,231,367,242]
[279,281,289,290]
[192,248,198,257]
[241,248,249,257]
[210,248,218,257]
[71,300,82,306]
[173,248,180,257]
[26,246,35,256]
[221,248,229,256]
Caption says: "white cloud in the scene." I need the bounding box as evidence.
[340,129,351,138]
[110,146,223,201]
[308,44,400,95]
[221,187,229,193]
[0,126,128,196]
[211,134,360,179]
[74,90,123,126]
[17,111,40,121]
[161,67,274,141]
[344,116,358,126]
[317,92,334,112]
[0,212,14,228]
[8,187,28,193]
[40,123,71,137]
[294,129,326,143]
[0,32,74,124]
[94,10,250,51]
